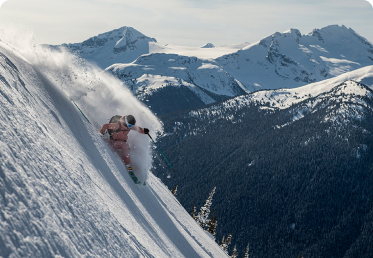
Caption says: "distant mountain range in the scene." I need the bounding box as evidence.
[216,25,373,91]
[56,25,373,115]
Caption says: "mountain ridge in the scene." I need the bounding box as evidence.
[217,25,373,91]
[53,25,373,115]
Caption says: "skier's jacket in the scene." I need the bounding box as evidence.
[100,116,146,141]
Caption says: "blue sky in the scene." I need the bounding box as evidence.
[0,0,372,46]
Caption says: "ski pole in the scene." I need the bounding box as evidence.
[147,134,175,173]
[71,99,91,124]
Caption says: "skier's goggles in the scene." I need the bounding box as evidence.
[125,116,133,127]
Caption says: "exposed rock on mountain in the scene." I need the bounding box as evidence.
[61,26,157,69]
[216,25,373,91]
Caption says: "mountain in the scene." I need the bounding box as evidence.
[54,27,249,115]
[106,53,247,114]
[0,36,228,257]
[105,25,373,114]
[57,25,373,116]
[201,43,215,48]
[56,27,244,69]
[153,66,373,257]
[60,26,157,69]
[216,25,373,91]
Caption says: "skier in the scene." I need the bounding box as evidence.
[100,115,149,181]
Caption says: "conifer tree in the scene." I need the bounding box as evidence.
[197,186,216,228]
[171,184,178,196]
[220,236,225,246]
[206,209,218,238]
[190,203,198,221]
[243,243,250,258]
[230,244,238,258]
[220,233,232,253]
[225,234,232,249]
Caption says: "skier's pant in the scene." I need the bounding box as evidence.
[111,140,131,165]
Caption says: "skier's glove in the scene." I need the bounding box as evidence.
[144,128,149,134]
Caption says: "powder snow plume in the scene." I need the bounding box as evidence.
[0,25,162,182]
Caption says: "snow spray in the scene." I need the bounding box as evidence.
[0,25,163,182]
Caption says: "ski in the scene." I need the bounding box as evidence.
[128,170,141,185]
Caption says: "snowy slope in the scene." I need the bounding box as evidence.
[183,65,373,127]
[58,27,247,70]
[216,25,373,91]
[104,53,246,114]
[0,33,228,257]
[150,42,248,60]
[249,65,373,111]
[106,53,246,98]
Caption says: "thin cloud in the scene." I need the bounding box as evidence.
[0,0,372,46]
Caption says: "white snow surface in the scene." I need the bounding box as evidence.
[150,42,247,59]
[61,26,248,70]
[106,53,245,97]
[0,30,227,257]
[58,25,373,109]
[187,65,373,126]
[62,26,157,70]
[123,74,216,105]
[216,25,373,91]
[252,65,373,109]
[98,25,373,101]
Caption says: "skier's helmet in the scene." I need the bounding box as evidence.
[126,115,136,125]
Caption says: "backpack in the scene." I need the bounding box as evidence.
[107,115,123,137]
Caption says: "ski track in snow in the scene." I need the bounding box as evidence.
[0,30,228,258]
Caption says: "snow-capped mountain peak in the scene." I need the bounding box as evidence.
[112,26,157,53]
[65,26,156,51]
[283,28,302,43]
[60,26,157,68]
[308,24,364,45]
[216,25,373,91]
[201,43,215,48]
